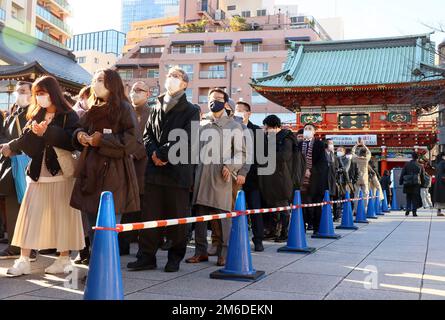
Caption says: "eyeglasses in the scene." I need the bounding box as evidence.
[131,89,148,94]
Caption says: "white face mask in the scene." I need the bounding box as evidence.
[234,111,245,119]
[328,144,334,152]
[130,92,145,105]
[303,130,314,140]
[337,151,345,157]
[93,82,109,99]
[36,95,51,109]
[14,93,31,107]
[165,77,181,94]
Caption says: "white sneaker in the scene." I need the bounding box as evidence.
[7,257,31,277]
[45,256,72,274]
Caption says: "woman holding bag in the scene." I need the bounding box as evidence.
[70,69,141,248]
[2,76,85,277]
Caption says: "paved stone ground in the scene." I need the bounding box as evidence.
[1,209,445,300]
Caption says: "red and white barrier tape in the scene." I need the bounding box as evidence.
[93,196,378,233]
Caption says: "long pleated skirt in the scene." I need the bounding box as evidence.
[11,175,85,252]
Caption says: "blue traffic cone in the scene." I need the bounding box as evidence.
[391,187,399,211]
[312,191,341,239]
[375,190,384,216]
[355,190,369,224]
[382,190,390,213]
[278,190,316,254]
[367,189,378,219]
[336,192,358,230]
[210,190,265,281]
[84,192,124,300]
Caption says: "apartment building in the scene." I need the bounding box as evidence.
[0,0,71,48]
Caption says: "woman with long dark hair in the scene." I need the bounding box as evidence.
[2,76,85,277]
[70,69,141,248]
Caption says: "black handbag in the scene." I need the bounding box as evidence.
[403,174,421,187]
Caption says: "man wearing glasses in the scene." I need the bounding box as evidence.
[118,81,151,256]
[128,67,200,273]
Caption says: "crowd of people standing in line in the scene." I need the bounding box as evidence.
[0,66,444,277]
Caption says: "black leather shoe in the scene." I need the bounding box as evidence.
[164,262,180,273]
[405,211,410,216]
[0,247,20,260]
[413,212,418,217]
[127,258,157,271]
[254,242,264,252]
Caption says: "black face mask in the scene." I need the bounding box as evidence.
[209,100,225,113]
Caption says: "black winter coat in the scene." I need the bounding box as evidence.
[243,121,262,192]
[144,93,200,189]
[399,160,425,194]
[434,160,445,204]
[298,139,328,197]
[8,108,79,182]
[259,129,297,205]
[0,105,29,196]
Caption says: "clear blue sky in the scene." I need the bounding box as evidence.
[68,0,445,44]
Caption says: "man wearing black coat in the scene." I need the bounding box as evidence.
[0,82,33,259]
[128,67,200,273]
[235,101,265,251]
[399,152,425,217]
[298,123,328,234]
[259,115,296,242]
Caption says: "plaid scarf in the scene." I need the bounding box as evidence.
[302,139,315,189]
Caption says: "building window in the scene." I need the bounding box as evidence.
[252,63,269,78]
[94,58,99,64]
[243,43,260,53]
[185,88,193,102]
[77,57,86,64]
[227,5,236,11]
[251,90,268,104]
[216,44,231,53]
[118,69,133,80]
[198,95,208,104]
[200,64,226,79]
[257,9,267,16]
[147,68,159,78]
[241,11,251,18]
[178,64,194,81]
[140,46,164,54]
[171,44,202,54]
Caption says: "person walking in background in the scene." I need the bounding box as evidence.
[421,170,433,209]
[399,152,425,217]
[433,152,445,217]
[186,88,245,267]
[2,76,84,277]
[259,115,298,242]
[380,170,392,208]
[128,66,199,272]
[0,81,37,261]
[118,81,150,256]
[71,69,141,258]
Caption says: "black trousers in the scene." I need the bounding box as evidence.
[302,192,323,234]
[245,189,264,244]
[138,184,191,265]
[118,195,144,251]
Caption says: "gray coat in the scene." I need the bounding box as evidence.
[193,113,246,212]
